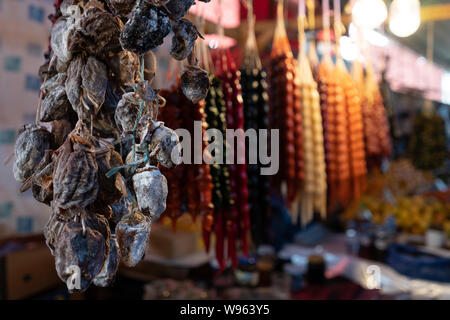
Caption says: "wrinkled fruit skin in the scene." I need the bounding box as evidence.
[115,92,140,133]
[44,212,66,255]
[97,149,126,204]
[32,152,54,205]
[119,1,171,55]
[181,66,210,103]
[165,0,195,21]
[143,123,181,168]
[13,124,52,182]
[53,142,99,210]
[93,235,120,287]
[106,0,137,16]
[170,19,198,61]
[40,86,70,122]
[111,195,132,225]
[116,212,151,267]
[55,222,107,293]
[132,167,168,218]
[68,6,123,58]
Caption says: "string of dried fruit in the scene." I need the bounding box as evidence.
[240,0,271,246]
[317,57,351,210]
[296,11,327,226]
[352,62,392,168]
[213,49,249,268]
[14,0,212,292]
[269,0,303,215]
[337,62,367,202]
[204,75,233,256]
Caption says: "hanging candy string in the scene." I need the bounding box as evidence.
[322,0,332,58]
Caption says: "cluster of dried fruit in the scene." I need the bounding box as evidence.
[13,0,213,292]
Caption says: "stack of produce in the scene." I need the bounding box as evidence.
[296,10,327,225]
[213,49,250,269]
[240,1,271,245]
[269,0,303,216]
[409,110,447,170]
[13,0,212,292]
[349,195,450,236]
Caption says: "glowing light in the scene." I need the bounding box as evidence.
[389,0,421,38]
[349,23,389,48]
[339,36,359,61]
[352,0,387,30]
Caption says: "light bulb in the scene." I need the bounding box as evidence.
[352,0,388,30]
[389,0,421,37]
[340,36,359,61]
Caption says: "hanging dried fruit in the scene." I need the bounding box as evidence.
[116,211,151,267]
[120,0,171,55]
[14,0,212,292]
[132,166,168,218]
[181,65,210,104]
[54,221,107,292]
[13,124,52,182]
[170,19,201,61]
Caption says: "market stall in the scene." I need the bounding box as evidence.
[1,0,450,301]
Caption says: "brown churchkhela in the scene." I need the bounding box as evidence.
[269,0,303,219]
